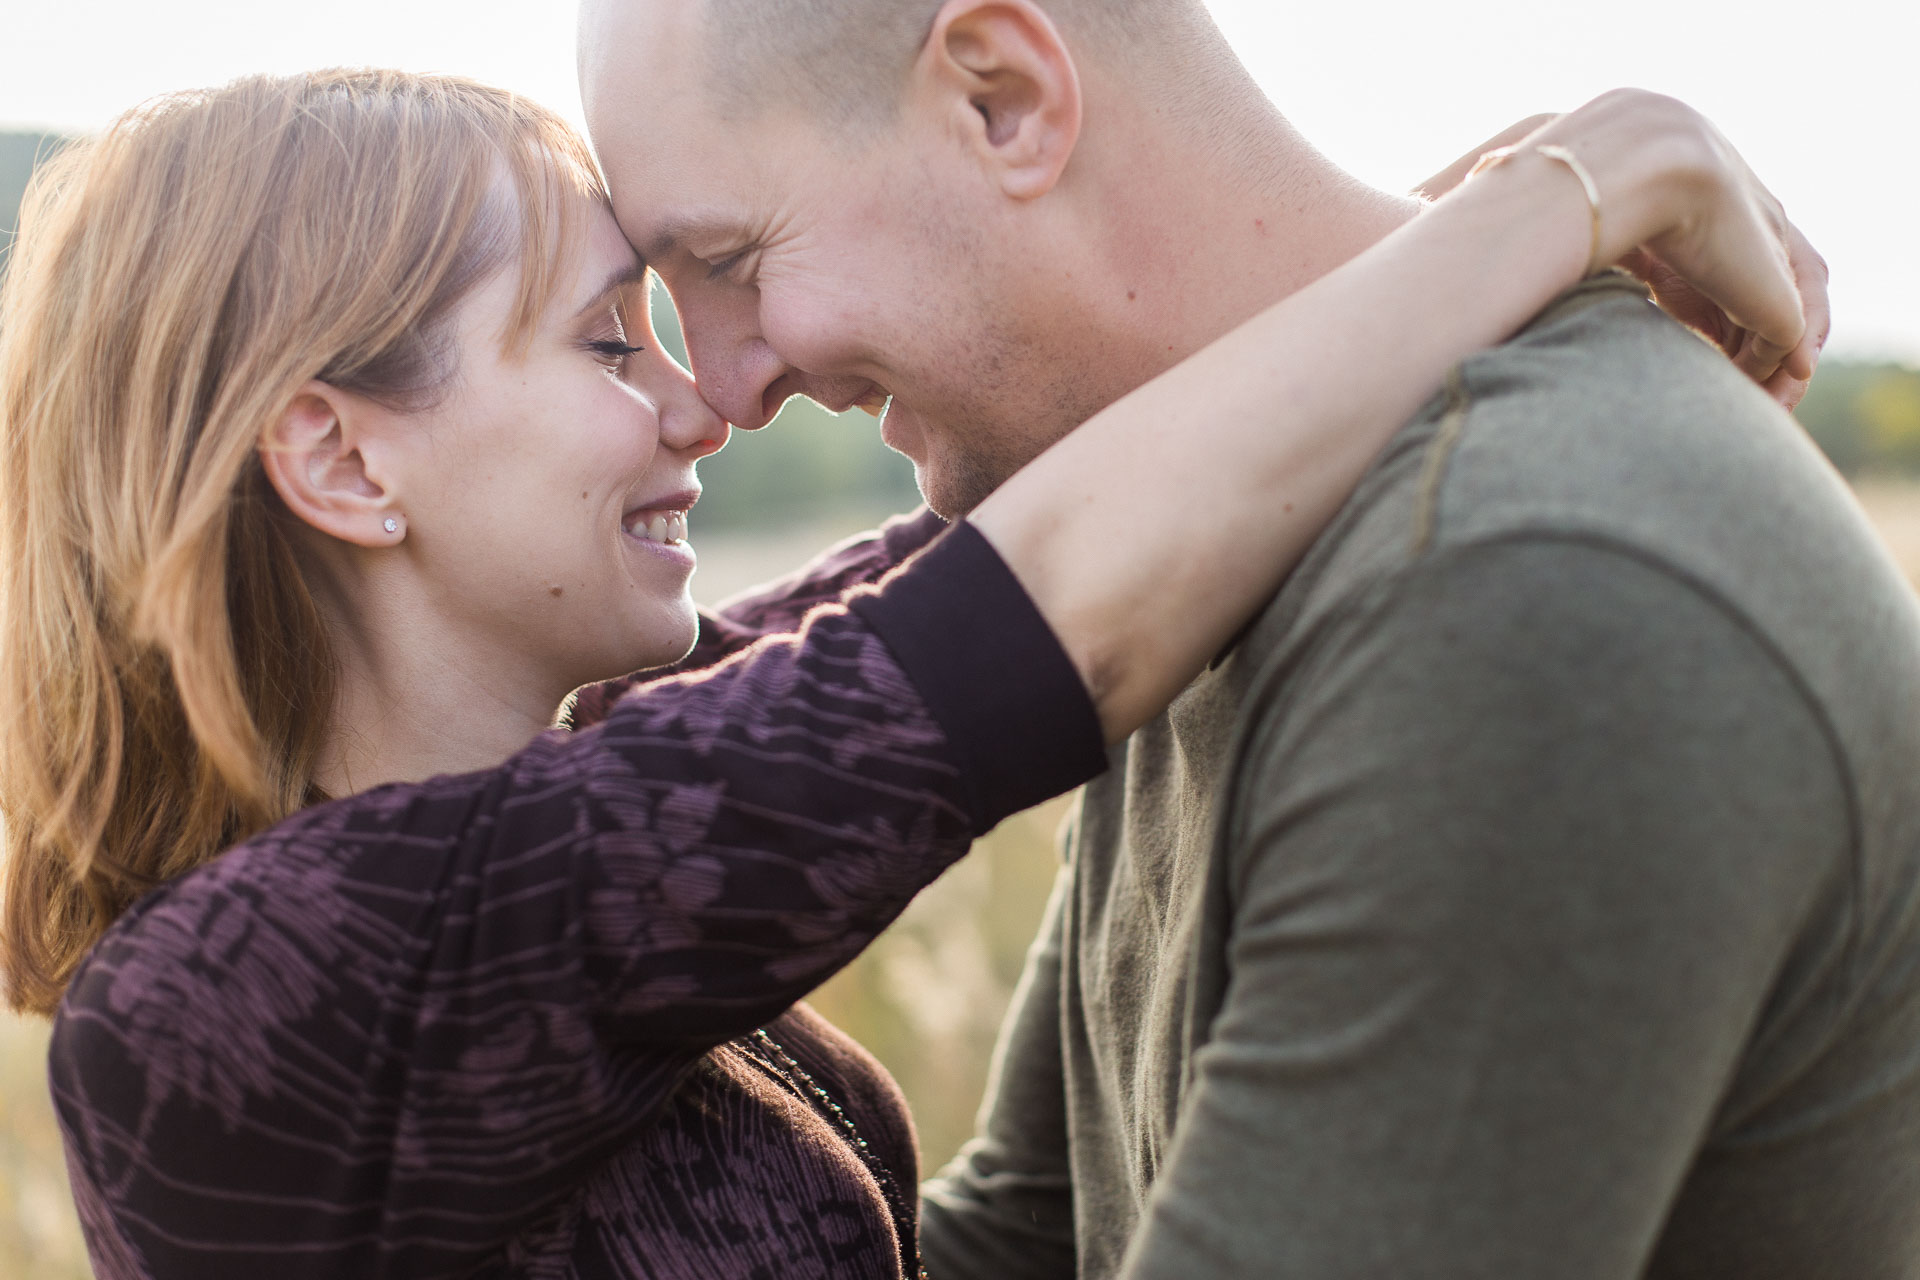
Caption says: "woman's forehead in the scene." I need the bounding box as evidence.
[558,199,648,315]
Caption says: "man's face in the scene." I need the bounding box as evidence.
[580,0,1105,516]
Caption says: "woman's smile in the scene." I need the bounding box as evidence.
[622,490,699,569]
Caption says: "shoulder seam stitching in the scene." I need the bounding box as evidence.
[1410,366,1472,556]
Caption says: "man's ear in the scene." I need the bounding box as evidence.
[259,382,407,549]
[923,0,1083,201]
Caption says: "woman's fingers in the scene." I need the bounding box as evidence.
[1764,365,1814,411]
[1782,220,1832,384]
[1736,329,1795,387]
[1645,155,1806,389]
[1735,211,1825,405]
[1523,91,1827,403]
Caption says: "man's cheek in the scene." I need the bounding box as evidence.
[759,282,872,375]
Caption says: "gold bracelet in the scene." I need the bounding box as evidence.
[1467,142,1604,277]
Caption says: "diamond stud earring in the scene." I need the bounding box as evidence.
[383,518,399,534]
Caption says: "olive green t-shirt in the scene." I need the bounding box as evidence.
[921,277,1920,1279]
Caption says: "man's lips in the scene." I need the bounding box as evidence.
[809,382,891,418]
[846,385,890,417]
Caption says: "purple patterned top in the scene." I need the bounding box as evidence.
[48,516,1106,1280]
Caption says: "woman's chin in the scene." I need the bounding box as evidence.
[620,607,702,675]
[552,595,701,693]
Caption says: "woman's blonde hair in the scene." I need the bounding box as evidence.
[0,69,606,1016]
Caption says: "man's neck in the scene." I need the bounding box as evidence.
[1077,95,1423,388]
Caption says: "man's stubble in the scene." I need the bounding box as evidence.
[895,203,1128,519]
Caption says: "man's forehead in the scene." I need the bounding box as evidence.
[595,110,803,261]
[580,0,695,80]
[580,0,712,147]
[583,9,759,182]
[584,0,851,260]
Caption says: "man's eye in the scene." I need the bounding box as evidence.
[706,250,749,282]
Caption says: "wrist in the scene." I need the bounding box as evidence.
[1530,91,1723,266]
[1454,145,1599,286]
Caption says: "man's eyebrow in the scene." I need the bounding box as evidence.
[639,213,738,263]
[574,262,653,319]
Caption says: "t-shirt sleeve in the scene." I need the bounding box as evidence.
[48,519,1103,1280]
[1118,537,1852,1280]
[567,507,947,727]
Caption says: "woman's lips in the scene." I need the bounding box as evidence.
[622,487,699,541]
[622,509,689,544]
[621,509,696,570]
[622,488,699,569]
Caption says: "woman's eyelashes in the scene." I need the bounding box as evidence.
[586,339,646,371]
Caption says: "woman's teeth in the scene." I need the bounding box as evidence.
[626,510,689,544]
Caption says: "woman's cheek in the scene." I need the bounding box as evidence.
[589,381,663,468]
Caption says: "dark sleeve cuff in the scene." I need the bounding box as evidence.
[876,506,950,563]
[848,520,1108,830]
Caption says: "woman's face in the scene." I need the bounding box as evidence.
[384,197,728,697]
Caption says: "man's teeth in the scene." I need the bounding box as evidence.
[626,511,689,544]
[850,391,891,418]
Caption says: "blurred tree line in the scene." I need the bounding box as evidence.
[1796,361,1920,476]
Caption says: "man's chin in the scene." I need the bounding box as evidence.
[884,402,1033,519]
[914,455,1014,522]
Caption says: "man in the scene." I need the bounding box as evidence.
[579,3,1920,1277]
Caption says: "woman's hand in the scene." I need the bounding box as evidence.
[1462,92,1829,408]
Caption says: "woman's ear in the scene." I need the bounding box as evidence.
[923,0,1083,201]
[258,382,406,548]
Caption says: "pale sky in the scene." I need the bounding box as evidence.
[4,0,1914,360]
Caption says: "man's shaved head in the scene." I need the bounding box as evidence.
[580,0,1328,516]
[702,0,1230,126]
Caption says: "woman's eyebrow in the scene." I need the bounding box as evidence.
[574,262,653,319]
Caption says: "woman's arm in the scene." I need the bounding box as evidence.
[1412,112,1561,202]
[971,89,1823,742]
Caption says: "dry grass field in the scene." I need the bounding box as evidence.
[8,480,1920,1276]
[1854,478,1920,582]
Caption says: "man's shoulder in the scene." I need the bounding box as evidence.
[1219,276,1920,890]
[1423,274,1844,573]
[1244,275,1906,688]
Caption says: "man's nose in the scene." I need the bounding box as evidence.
[672,291,872,430]
[685,342,869,433]
[675,298,790,431]
[657,363,731,460]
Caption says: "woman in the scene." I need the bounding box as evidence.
[0,71,1813,1279]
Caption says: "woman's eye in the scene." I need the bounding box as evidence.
[587,340,645,370]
